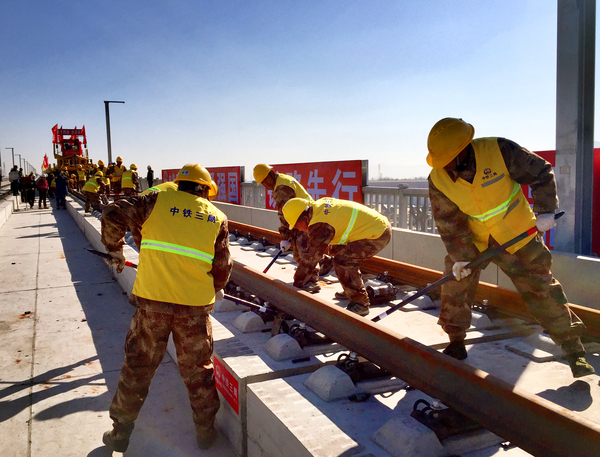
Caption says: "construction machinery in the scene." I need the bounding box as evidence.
[50,124,92,174]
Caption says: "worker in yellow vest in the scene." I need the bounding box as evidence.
[97,159,111,194]
[101,163,231,453]
[253,163,334,276]
[68,174,76,191]
[76,164,87,192]
[49,172,57,198]
[426,117,594,378]
[82,171,106,213]
[110,156,127,195]
[282,197,392,316]
[121,164,140,196]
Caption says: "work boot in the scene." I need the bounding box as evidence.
[102,430,130,453]
[196,427,218,450]
[443,341,468,360]
[566,352,595,378]
[302,282,321,294]
[346,302,369,317]
[44,205,48,209]
[334,291,348,300]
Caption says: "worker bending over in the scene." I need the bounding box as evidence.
[101,163,231,452]
[282,197,391,316]
[82,171,106,213]
[427,117,594,378]
[121,163,140,196]
[254,163,333,278]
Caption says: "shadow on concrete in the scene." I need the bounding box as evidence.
[537,379,593,411]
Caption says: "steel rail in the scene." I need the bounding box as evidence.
[229,221,600,339]
[231,261,600,457]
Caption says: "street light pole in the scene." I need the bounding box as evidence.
[104,100,125,164]
[6,148,14,167]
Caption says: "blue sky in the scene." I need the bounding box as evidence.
[0,1,584,180]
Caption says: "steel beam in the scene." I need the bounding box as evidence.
[232,261,600,457]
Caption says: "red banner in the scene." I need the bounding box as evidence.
[265,160,365,210]
[209,166,242,204]
[161,166,243,205]
[214,357,239,414]
[52,124,58,143]
[43,155,49,169]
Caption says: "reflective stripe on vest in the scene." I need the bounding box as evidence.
[140,239,214,264]
[470,182,519,221]
[338,208,359,244]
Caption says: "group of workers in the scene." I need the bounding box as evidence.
[96,117,594,454]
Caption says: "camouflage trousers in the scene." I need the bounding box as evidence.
[290,229,319,283]
[83,191,101,212]
[109,301,219,438]
[329,222,392,306]
[438,234,585,355]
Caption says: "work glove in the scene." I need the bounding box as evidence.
[215,289,225,302]
[535,213,556,232]
[280,240,292,251]
[105,250,126,274]
[452,261,472,281]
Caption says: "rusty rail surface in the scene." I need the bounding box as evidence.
[232,261,600,457]
[229,221,600,339]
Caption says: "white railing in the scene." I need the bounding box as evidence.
[240,182,437,233]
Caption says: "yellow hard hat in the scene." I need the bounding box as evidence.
[77,164,82,169]
[130,164,137,170]
[95,171,104,178]
[70,174,76,179]
[98,159,104,167]
[253,164,272,183]
[61,166,68,171]
[116,156,123,162]
[174,163,212,187]
[208,180,219,201]
[282,198,312,228]
[426,118,474,168]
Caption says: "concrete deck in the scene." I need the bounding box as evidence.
[0,199,237,456]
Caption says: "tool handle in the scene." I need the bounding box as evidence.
[263,249,283,274]
[223,294,274,314]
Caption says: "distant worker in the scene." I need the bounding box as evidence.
[9,166,20,197]
[100,163,231,453]
[36,174,49,209]
[282,197,392,316]
[68,174,76,191]
[48,173,56,198]
[25,172,36,209]
[97,160,111,194]
[82,171,106,213]
[111,156,127,195]
[426,117,594,378]
[121,164,140,196]
[54,169,69,210]
[77,164,86,192]
[253,164,332,276]
[146,165,154,189]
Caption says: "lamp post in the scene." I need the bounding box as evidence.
[104,100,125,164]
[15,154,21,171]
[6,148,14,167]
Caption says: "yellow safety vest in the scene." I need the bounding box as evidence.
[98,167,111,186]
[132,191,226,306]
[121,170,135,189]
[429,137,537,254]
[50,180,56,188]
[309,197,388,245]
[77,170,86,181]
[140,181,178,195]
[275,174,313,202]
[112,165,126,182]
[82,178,99,193]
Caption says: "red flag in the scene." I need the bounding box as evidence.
[43,154,49,169]
[81,125,87,145]
[52,124,58,143]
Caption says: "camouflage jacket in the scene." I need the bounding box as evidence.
[101,191,233,304]
[273,180,298,239]
[429,137,558,262]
